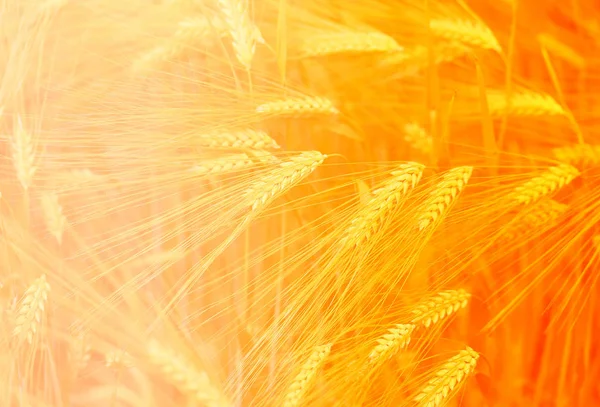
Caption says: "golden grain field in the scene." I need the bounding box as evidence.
[0,0,599,406]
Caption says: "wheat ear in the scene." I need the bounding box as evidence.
[198,129,280,149]
[429,19,501,52]
[190,153,253,175]
[502,199,568,241]
[417,167,473,230]
[553,143,600,169]
[487,91,567,117]
[283,343,332,407]
[403,122,433,154]
[244,151,327,211]
[511,164,580,205]
[300,31,402,57]
[414,347,479,407]
[106,349,134,369]
[147,339,230,407]
[13,275,51,344]
[256,97,339,118]
[368,323,415,367]
[218,0,264,70]
[383,42,469,73]
[133,15,228,71]
[411,289,471,328]
[341,163,425,246]
[40,192,67,245]
[11,115,37,191]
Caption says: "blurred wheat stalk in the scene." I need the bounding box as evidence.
[0,0,599,406]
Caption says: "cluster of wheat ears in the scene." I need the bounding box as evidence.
[0,0,599,406]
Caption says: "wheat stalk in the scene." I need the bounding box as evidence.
[487,91,567,117]
[11,115,37,191]
[13,275,51,344]
[147,339,230,407]
[429,19,501,52]
[190,153,253,175]
[368,323,415,367]
[198,129,280,149]
[244,151,327,211]
[341,162,425,246]
[403,122,433,154]
[256,97,339,118]
[511,164,580,205]
[68,329,91,375]
[411,289,471,328]
[553,143,600,169]
[417,167,473,230]
[40,192,67,245]
[283,343,332,407]
[300,31,402,57]
[218,0,264,70]
[414,346,479,407]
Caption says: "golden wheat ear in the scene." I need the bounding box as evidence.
[340,162,425,247]
[147,338,231,407]
[13,274,51,345]
[414,346,479,407]
[416,166,473,231]
[509,164,579,206]
[553,143,600,170]
[298,31,403,58]
[428,18,501,53]
[282,343,331,407]
[367,323,415,369]
[410,289,471,329]
[255,96,339,118]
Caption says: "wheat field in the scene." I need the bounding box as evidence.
[0,0,599,406]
